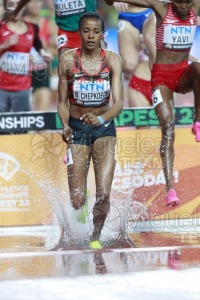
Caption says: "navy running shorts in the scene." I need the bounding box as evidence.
[69,116,116,146]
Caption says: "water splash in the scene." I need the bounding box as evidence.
[19,168,132,250]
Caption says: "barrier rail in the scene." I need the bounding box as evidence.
[0,106,195,133]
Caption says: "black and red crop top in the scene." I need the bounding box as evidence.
[68,48,111,107]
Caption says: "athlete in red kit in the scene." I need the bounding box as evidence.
[0,0,52,112]
[105,0,200,206]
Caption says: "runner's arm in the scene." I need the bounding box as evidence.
[32,24,53,62]
[100,51,123,122]
[104,0,152,8]
[104,0,164,10]
[32,24,43,52]
[57,53,71,128]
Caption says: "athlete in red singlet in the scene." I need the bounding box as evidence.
[0,0,51,112]
[105,0,200,207]
[58,12,123,249]
[0,21,35,92]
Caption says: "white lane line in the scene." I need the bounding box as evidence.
[0,244,200,258]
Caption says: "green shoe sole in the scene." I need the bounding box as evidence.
[89,240,103,250]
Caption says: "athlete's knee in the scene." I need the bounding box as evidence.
[96,191,110,204]
[70,191,87,210]
[71,199,87,210]
[123,68,134,81]
[122,61,137,81]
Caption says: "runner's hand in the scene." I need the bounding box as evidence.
[113,2,128,12]
[81,113,99,126]
[40,49,53,63]
[62,125,73,144]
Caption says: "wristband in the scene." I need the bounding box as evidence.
[97,116,105,125]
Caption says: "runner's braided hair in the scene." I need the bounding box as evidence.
[78,12,105,33]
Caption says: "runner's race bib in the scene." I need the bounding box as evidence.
[163,25,196,50]
[0,52,30,75]
[73,79,110,106]
[54,0,86,17]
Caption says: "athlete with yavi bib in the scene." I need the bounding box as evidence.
[105,0,200,206]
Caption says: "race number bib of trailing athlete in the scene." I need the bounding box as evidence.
[54,0,86,17]
[0,52,30,75]
[163,25,196,50]
[73,79,111,106]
